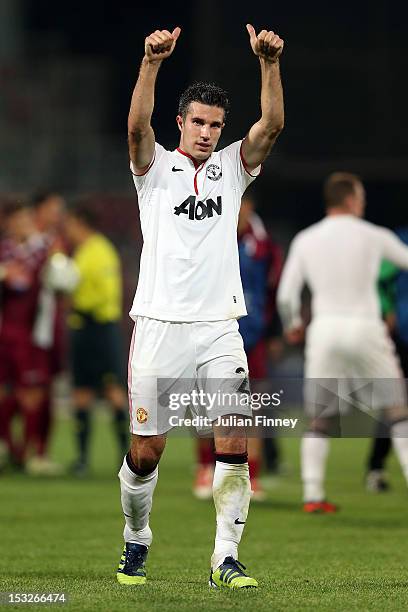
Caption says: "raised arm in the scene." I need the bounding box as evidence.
[128,27,181,173]
[241,24,284,172]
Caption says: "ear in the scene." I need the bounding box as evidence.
[176,114,183,133]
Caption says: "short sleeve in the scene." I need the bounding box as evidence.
[130,142,166,196]
[220,140,261,194]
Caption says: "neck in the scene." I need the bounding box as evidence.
[326,207,351,217]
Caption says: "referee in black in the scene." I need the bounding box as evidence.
[65,204,129,475]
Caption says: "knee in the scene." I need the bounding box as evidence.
[130,435,165,474]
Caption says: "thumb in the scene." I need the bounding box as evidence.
[172,26,181,41]
[246,23,256,42]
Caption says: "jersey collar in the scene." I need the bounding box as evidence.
[176,147,211,170]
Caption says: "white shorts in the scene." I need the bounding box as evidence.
[127,316,251,435]
[304,316,406,416]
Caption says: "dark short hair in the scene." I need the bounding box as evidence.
[323,172,362,209]
[67,202,98,229]
[178,82,229,120]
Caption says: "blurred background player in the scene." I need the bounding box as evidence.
[0,200,61,474]
[365,229,408,492]
[193,192,283,501]
[65,203,129,475]
[32,190,66,248]
[364,260,396,492]
[31,190,67,473]
[277,172,408,513]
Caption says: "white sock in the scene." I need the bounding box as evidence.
[301,433,329,502]
[118,456,158,547]
[391,420,408,484]
[211,460,251,571]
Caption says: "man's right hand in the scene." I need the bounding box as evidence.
[144,28,181,63]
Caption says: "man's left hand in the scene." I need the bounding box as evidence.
[246,24,284,63]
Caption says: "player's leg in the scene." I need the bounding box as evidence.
[0,386,20,469]
[246,342,268,501]
[119,433,165,545]
[365,421,392,492]
[196,320,257,588]
[210,424,257,588]
[99,322,129,461]
[117,432,166,584]
[357,322,408,490]
[16,386,46,462]
[301,322,341,513]
[118,316,195,585]
[69,322,98,474]
[193,437,215,499]
[247,437,266,501]
[366,336,408,491]
[19,346,63,476]
[386,407,408,486]
[71,387,95,475]
[37,392,52,458]
[104,383,129,462]
[301,417,337,513]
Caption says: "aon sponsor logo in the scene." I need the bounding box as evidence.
[174,196,222,220]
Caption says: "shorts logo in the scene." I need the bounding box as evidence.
[206,164,222,181]
[136,407,148,424]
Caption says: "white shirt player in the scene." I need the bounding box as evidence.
[130,140,260,322]
[277,214,408,330]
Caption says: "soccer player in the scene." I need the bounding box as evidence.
[30,190,67,474]
[366,239,408,491]
[64,204,129,475]
[117,25,284,588]
[277,172,408,512]
[0,201,53,470]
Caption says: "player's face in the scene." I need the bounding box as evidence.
[39,195,65,231]
[7,209,35,242]
[177,102,225,161]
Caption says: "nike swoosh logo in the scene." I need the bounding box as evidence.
[234,518,246,525]
[172,166,183,172]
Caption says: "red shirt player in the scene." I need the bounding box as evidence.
[0,201,57,471]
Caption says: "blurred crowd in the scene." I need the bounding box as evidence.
[0,192,137,476]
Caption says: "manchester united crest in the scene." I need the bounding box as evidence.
[136,407,148,424]
[206,164,222,181]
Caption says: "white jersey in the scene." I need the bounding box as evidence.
[130,140,260,322]
[277,214,408,329]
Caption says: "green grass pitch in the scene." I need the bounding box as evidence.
[1,413,408,611]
